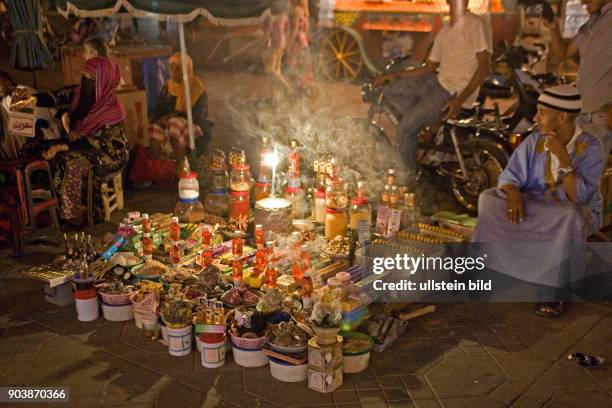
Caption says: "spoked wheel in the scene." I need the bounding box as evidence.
[319,29,363,82]
[450,139,507,213]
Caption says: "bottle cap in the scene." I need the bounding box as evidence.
[171,216,179,223]
[142,213,149,220]
[388,168,395,175]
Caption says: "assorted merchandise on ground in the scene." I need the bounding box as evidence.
[24,138,474,391]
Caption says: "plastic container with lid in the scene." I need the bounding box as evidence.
[230,164,252,192]
[178,172,199,200]
[204,189,229,217]
[325,208,347,241]
[229,190,250,221]
[210,169,229,191]
[285,186,305,219]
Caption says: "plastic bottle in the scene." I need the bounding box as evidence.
[386,168,396,187]
[141,213,151,233]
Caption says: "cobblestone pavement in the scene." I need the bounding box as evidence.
[1,184,611,408]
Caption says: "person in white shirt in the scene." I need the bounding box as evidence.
[375,0,492,173]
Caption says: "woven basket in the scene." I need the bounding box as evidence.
[99,290,135,306]
[229,332,266,350]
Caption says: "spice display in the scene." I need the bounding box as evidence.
[325,235,350,255]
[268,321,310,348]
[134,260,168,277]
[222,285,261,307]
[161,300,192,328]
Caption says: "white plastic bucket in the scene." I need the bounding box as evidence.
[142,318,159,337]
[232,345,268,367]
[269,358,308,382]
[343,351,371,374]
[44,282,74,306]
[167,325,192,357]
[201,339,226,368]
[101,302,134,322]
[134,312,143,329]
[75,296,99,322]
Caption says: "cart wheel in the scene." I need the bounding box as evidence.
[319,29,363,82]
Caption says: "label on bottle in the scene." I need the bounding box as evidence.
[386,209,402,238]
[357,219,371,246]
[375,205,390,236]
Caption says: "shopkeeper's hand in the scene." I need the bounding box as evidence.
[443,97,463,120]
[42,144,69,161]
[502,184,525,224]
[544,132,572,166]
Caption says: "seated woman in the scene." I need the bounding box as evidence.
[473,85,605,316]
[43,39,128,223]
[148,52,209,168]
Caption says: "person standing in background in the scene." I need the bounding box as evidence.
[546,0,612,153]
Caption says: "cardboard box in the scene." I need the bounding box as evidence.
[117,89,149,148]
[7,110,35,138]
[308,366,343,393]
[308,337,343,372]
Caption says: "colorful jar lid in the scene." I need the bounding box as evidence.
[230,190,249,196]
[232,163,250,171]
[255,181,271,187]
[180,172,197,179]
[351,197,369,205]
[285,186,302,193]
[325,208,344,214]
[315,189,326,198]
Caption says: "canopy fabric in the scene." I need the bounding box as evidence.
[56,0,277,25]
[7,0,52,70]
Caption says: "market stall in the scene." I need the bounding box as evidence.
[23,140,475,390]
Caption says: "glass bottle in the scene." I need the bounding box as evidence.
[375,185,391,236]
[230,163,252,192]
[386,168,396,187]
[204,190,229,217]
[169,216,180,242]
[285,186,305,219]
[287,139,300,188]
[300,246,313,309]
[170,241,181,267]
[200,225,212,267]
[142,232,153,260]
[325,178,348,210]
[400,193,419,229]
[232,258,243,286]
[232,235,244,257]
[229,191,249,221]
[350,181,372,234]
[265,241,277,288]
[290,231,304,283]
[259,136,272,183]
[255,224,265,249]
[313,188,326,223]
[141,213,151,233]
[325,208,347,241]
[389,185,400,209]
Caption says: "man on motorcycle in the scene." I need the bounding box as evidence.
[546,0,611,153]
[473,85,604,316]
[374,0,492,173]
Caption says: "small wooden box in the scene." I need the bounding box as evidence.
[308,366,343,393]
[308,337,343,372]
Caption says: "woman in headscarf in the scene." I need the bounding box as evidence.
[148,52,208,168]
[42,44,128,224]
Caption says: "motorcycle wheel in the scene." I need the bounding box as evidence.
[450,139,507,214]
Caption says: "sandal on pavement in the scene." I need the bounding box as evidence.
[568,352,605,368]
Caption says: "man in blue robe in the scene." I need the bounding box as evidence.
[473,85,606,315]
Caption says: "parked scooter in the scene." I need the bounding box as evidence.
[362,72,508,213]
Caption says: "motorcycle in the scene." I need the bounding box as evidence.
[362,73,509,213]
